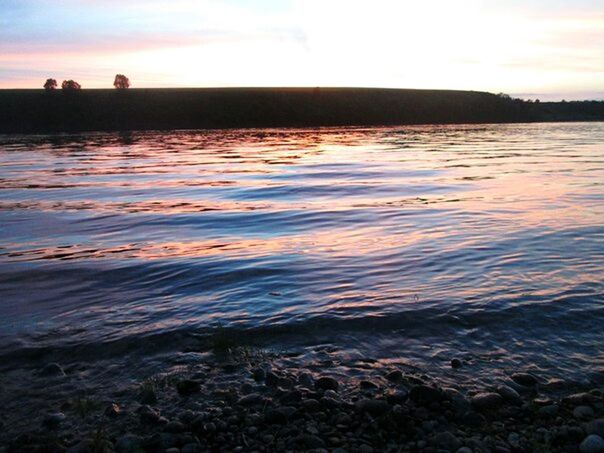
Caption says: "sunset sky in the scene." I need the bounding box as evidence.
[1,0,603,100]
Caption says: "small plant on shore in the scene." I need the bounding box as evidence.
[61,79,81,92]
[113,74,130,89]
[43,78,57,91]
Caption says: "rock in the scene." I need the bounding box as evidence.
[291,434,325,449]
[360,380,379,391]
[265,406,295,424]
[386,370,403,382]
[451,358,463,369]
[565,393,597,406]
[320,396,340,409]
[409,385,442,404]
[471,392,503,410]
[182,444,201,453]
[587,419,604,438]
[496,385,522,405]
[443,387,470,413]
[355,399,390,416]
[359,445,373,453]
[575,405,596,420]
[138,387,157,404]
[538,404,559,418]
[456,448,473,453]
[138,405,162,424]
[301,398,322,412]
[461,411,486,427]
[39,363,65,377]
[176,379,201,396]
[164,420,186,433]
[237,393,264,406]
[507,432,521,449]
[104,403,121,418]
[252,367,266,381]
[316,376,339,391]
[116,434,144,453]
[265,371,280,387]
[431,431,462,450]
[511,373,539,386]
[580,435,604,453]
[42,412,66,429]
[298,372,314,388]
[386,389,409,405]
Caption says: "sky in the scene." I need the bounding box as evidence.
[1,0,603,100]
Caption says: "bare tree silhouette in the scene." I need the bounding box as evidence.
[113,74,130,89]
[61,80,82,91]
[43,78,57,91]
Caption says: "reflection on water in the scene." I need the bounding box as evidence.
[0,123,603,380]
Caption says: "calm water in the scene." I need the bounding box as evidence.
[1,123,603,382]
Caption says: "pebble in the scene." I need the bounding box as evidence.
[575,405,595,420]
[298,372,315,388]
[252,367,266,381]
[587,419,604,438]
[237,393,264,406]
[315,376,339,391]
[39,363,66,377]
[471,392,503,410]
[115,434,144,453]
[42,412,66,430]
[176,379,201,396]
[451,358,463,369]
[138,405,162,424]
[409,385,442,404]
[496,385,521,405]
[138,387,157,404]
[355,398,390,416]
[359,380,379,391]
[538,404,559,418]
[580,435,604,453]
[431,431,462,450]
[511,373,539,386]
[386,370,403,382]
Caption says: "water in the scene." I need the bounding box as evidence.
[1,123,603,384]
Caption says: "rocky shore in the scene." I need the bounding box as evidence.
[1,346,603,453]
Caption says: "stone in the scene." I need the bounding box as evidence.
[511,373,539,386]
[164,421,186,433]
[138,387,157,404]
[496,385,522,405]
[301,398,322,412]
[176,379,201,396]
[456,448,473,453]
[386,389,409,405]
[461,411,486,427]
[580,435,604,453]
[507,432,521,449]
[451,358,463,369]
[298,372,314,388]
[265,371,280,387]
[104,403,121,418]
[316,376,339,391]
[252,367,266,381]
[409,385,442,404]
[386,370,403,382]
[115,434,144,453]
[138,405,162,424]
[471,392,503,410]
[538,404,559,418]
[360,380,379,391]
[587,419,604,438]
[431,431,462,450]
[291,434,325,449]
[42,412,66,430]
[575,405,596,420]
[355,399,390,416]
[237,393,264,406]
[39,363,65,377]
[182,444,201,453]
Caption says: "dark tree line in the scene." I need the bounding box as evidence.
[43,75,131,92]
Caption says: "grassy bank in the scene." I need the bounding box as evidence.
[0,87,541,133]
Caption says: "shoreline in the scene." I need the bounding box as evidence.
[1,342,603,452]
[1,87,602,134]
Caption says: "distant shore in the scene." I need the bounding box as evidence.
[1,87,603,134]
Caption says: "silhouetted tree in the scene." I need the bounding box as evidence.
[61,80,81,91]
[43,78,57,91]
[113,74,130,89]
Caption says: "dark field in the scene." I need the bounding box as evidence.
[3,87,602,133]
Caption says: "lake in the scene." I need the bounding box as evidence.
[0,122,603,385]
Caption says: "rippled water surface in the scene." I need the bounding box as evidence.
[1,123,603,381]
